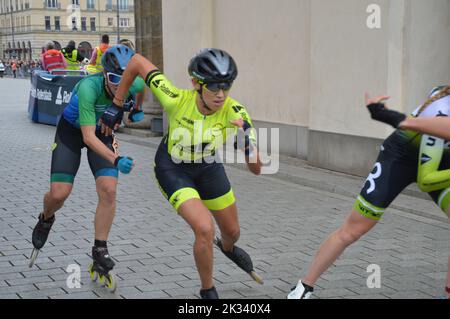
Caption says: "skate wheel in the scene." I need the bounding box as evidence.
[29,249,39,268]
[98,274,105,285]
[105,272,117,293]
[250,271,264,285]
[88,264,98,282]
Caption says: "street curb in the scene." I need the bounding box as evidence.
[117,127,162,139]
[119,135,450,225]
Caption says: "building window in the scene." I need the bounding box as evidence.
[45,16,51,31]
[81,17,86,31]
[46,0,58,8]
[106,0,112,10]
[118,0,128,11]
[90,17,96,31]
[107,17,113,27]
[119,18,130,27]
[72,17,77,31]
[26,15,30,31]
[72,0,79,5]
[87,0,95,10]
[54,16,60,31]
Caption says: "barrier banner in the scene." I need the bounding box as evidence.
[28,70,86,126]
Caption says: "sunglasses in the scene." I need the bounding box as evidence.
[203,82,232,93]
[106,72,122,85]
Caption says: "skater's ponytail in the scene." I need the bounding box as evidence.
[416,86,450,116]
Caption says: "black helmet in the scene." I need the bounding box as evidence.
[102,44,135,75]
[188,48,238,83]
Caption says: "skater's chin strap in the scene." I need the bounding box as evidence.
[197,86,213,112]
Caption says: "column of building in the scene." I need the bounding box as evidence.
[125,0,163,134]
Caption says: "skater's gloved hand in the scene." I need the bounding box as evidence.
[122,96,135,112]
[128,108,144,123]
[365,93,406,128]
[114,156,135,174]
[100,103,123,136]
[231,119,256,157]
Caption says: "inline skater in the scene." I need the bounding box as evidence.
[29,45,145,292]
[288,86,450,299]
[110,48,264,299]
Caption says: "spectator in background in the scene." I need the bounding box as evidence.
[11,60,17,78]
[0,60,5,78]
[87,34,110,74]
[119,39,135,51]
[61,40,85,71]
[40,41,67,72]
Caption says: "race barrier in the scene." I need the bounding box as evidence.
[28,69,87,126]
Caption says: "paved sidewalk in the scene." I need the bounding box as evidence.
[0,79,448,299]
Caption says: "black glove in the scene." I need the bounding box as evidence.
[367,103,406,128]
[122,96,135,112]
[101,103,124,129]
[234,120,256,157]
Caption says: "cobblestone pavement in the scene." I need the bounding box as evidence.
[0,78,448,299]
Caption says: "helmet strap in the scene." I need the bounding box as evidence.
[198,86,212,112]
[104,76,115,100]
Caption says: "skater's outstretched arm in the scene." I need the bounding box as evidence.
[113,54,158,107]
[81,126,119,164]
[400,117,450,141]
[230,118,262,175]
[81,126,135,174]
[365,90,450,140]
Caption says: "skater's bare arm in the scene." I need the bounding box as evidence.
[135,91,144,111]
[230,118,261,175]
[81,126,118,165]
[246,150,262,175]
[113,54,158,107]
[399,117,450,141]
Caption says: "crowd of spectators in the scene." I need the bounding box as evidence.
[0,59,43,78]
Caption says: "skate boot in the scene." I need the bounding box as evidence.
[287,280,313,299]
[88,246,117,293]
[200,286,219,299]
[214,237,263,285]
[29,213,55,268]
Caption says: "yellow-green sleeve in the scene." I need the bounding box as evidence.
[145,70,181,115]
[227,103,257,142]
[417,134,450,192]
